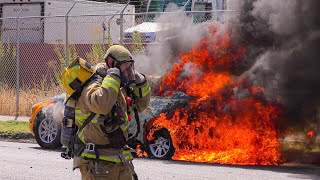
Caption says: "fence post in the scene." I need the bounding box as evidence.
[119,1,130,45]
[105,12,118,46]
[181,0,191,11]
[65,3,76,67]
[15,8,24,119]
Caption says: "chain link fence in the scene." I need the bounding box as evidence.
[0,8,236,116]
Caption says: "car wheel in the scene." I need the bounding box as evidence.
[34,112,62,149]
[146,128,175,159]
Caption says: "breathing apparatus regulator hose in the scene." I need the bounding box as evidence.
[126,86,141,143]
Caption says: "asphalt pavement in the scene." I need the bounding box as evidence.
[1,141,320,180]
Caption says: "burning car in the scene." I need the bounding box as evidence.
[29,92,189,159]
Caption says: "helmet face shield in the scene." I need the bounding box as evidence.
[106,54,117,68]
[104,45,136,87]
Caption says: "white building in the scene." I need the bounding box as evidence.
[0,0,135,44]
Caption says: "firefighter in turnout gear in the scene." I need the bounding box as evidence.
[60,45,151,180]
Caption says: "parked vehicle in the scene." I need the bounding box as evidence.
[29,95,65,149]
[29,92,189,159]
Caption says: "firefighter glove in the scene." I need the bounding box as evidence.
[107,68,120,79]
[95,63,108,77]
[134,71,146,85]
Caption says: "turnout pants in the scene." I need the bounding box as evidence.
[79,160,136,180]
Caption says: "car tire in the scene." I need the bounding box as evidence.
[146,128,175,159]
[34,112,62,149]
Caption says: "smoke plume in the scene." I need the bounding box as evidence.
[134,0,320,129]
[230,0,320,128]
[42,93,65,124]
[134,3,209,77]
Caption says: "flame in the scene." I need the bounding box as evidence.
[307,130,315,139]
[151,24,282,165]
[136,144,148,158]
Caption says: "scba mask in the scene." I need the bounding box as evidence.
[106,54,136,87]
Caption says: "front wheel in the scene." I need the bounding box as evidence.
[34,112,62,149]
[146,128,175,159]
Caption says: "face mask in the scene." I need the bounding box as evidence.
[106,56,116,69]
[105,54,135,87]
[117,61,135,87]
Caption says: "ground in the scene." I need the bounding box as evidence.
[1,141,319,180]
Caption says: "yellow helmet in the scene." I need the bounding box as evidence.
[61,57,95,98]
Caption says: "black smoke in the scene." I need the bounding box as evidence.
[135,0,320,129]
[231,0,320,128]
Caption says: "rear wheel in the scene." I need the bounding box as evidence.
[34,112,62,149]
[146,128,175,159]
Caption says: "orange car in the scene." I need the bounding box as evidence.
[29,93,189,159]
[29,95,65,149]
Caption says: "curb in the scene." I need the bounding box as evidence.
[282,150,320,165]
[0,117,33,140]
[0,131,34,140]
[0,131,36,144]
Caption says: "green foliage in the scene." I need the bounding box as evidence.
[108,35,113,47]
[132,32,145,55]
[51,43,79,85]
[86,42,106,64]
[107,20,114,47]
[0,37,17,88]
[53,43,78,69]
[49,42,107,87]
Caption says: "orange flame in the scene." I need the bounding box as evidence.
[151,24,282,165]
[307,130,315,139]
[136,144,148,158]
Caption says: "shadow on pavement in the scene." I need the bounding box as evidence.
[31,146,65,153]
[234,165,319,179]
[161,158,320,179]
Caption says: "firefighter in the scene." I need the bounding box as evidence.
[60,45,151,180]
